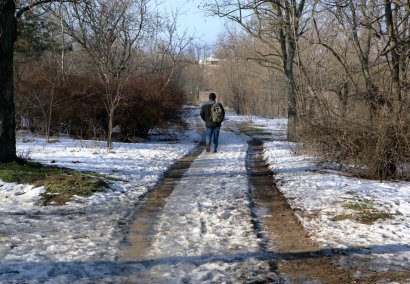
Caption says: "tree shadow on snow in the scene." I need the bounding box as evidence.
[1,244,409,281]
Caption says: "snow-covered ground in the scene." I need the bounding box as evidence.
[235,114,410,275]
[0,111,202,282]
[133,126,273,282]
[0,109,409,282]
[0,112,278,283]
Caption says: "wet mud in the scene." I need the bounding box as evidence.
[246,138,410,283]
[122,146,203,261]
[246,138,355,283]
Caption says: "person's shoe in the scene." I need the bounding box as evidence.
[213,149,217,153]
[206,144,210,152]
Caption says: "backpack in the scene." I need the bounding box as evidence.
[210,102,223,123]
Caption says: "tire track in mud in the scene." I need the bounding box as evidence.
[246,136,410,283]
[246,137,356,283]
[122,144,204,260]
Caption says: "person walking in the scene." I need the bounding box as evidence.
[200,93,225,153]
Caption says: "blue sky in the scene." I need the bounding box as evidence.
[159,0,226,45]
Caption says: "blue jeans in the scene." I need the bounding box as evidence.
[206,126,220,151]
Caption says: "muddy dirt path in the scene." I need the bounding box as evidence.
[123,146,204,260]
[122,133,353,282]
[246,136,410,283]
[121,126,407,283]
[247,138,355,283]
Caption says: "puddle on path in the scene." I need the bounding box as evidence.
[122,147,203,261]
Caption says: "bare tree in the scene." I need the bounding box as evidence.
[59,0,153,149]
[181,50,206,104]
[211,30,287,116]
[382,0,410,113]
[19,60,69,142]
[146,9,195,98]
[202,0,308,140]
[298,0,410,179]
[181,42,212,104]
[215,33,248,114]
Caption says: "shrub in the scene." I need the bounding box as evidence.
[301,112,410,181]
[16,72,186,141]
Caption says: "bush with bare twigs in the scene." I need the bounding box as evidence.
[301,112,410,181]
[16,73,185,142]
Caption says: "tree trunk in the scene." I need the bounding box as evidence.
[385,0,402,113]
[284,50,299,141]
[0,1,17,162]
[286,80,298,141]
[107,108,114,150]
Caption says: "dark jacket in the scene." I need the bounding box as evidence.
[200,99,225,128]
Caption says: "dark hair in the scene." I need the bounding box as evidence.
[209,93,216,100]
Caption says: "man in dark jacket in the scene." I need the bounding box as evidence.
[200,93,225,153]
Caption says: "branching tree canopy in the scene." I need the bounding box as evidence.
[57,0,154,149]
[201,0,309,140]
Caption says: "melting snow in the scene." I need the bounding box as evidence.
[0,110,409,282]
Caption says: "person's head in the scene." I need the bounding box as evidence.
[209,93,216,101]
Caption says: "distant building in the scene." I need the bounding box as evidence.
[197,57,225,105]
[199,57,220,67]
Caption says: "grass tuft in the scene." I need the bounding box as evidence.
[332,198,399,224]
[0,161,108,206]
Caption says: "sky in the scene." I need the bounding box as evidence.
[158,0,226,46]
